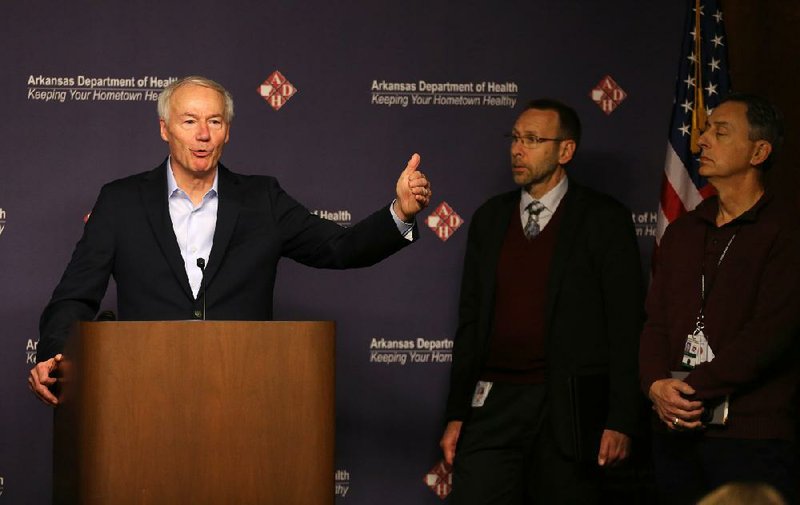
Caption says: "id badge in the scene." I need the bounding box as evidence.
[471,381,493,407]
[682,330,714,368]
[681,333,701,369]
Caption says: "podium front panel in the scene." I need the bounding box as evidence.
[54,321,335,505]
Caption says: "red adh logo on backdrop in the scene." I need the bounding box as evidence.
[426,202,463,242]
[257,71,298,111]
[423,460,453,499]
[590,75,627,115]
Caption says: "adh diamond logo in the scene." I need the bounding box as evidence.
[424,460,452,500]
[258,71,298,111]
[590,75,627,115]
[426,202,463,242]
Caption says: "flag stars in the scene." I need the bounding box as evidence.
[662,3,729,232]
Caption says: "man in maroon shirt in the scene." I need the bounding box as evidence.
[640,93,800,504]
[440,99,643,504]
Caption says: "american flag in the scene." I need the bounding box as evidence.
[656,0,731,244]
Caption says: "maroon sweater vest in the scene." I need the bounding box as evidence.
[481,203,564,383]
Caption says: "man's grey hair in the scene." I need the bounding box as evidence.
[157,75,235,123]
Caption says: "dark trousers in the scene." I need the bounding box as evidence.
[450,382,601,505]
[652,432,797,505]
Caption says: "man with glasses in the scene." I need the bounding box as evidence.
[440,99,643,504]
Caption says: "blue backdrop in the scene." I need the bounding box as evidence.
[1,1,686,502]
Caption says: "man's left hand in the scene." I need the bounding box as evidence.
[597,429,630,467]
[393,153,431,221]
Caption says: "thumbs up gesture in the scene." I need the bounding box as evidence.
[393,153,432,222]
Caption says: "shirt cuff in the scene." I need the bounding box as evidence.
[389,199,415,241]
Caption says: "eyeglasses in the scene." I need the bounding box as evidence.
[505,133,566,148]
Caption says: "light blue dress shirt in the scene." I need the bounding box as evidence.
[167,160,218,299]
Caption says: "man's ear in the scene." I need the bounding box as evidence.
[559,140,576,165]
[751,140,772,167]
[159,119,169,142]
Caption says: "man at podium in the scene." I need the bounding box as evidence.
[28,75,432,405]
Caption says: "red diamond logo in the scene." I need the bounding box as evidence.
[590,75,627,115]
[423,460,453,500]
[257,71,298,111]
[426,202,463,242]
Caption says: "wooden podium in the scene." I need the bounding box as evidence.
[54,321,335,505]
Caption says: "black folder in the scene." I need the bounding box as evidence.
[567,372,609,463]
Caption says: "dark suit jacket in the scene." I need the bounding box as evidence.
[444,181,643,458]
[38,161,413,360]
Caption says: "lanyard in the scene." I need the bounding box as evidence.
[698,227,739,326]
[683,222,743,370]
